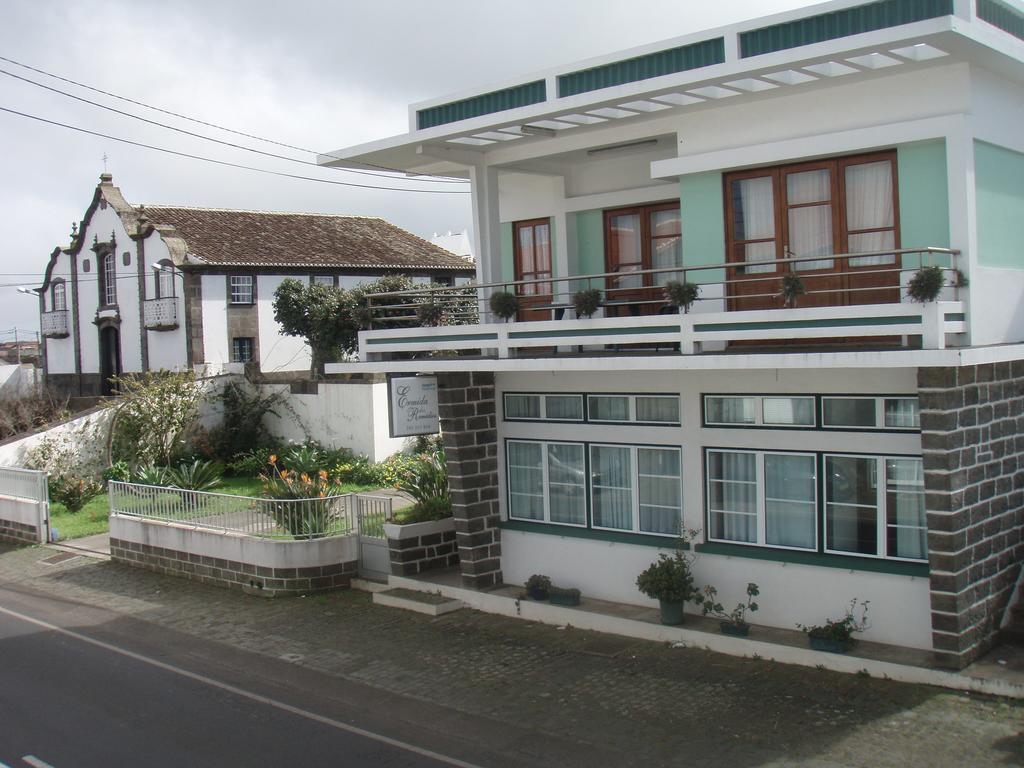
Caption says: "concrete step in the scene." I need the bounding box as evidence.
[373,587,464,617]
[351,578,391,593]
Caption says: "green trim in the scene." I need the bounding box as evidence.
[558,38,725,98]
[508,325,679,340]
[695,542,929,577]
[417,80,546,130]
[897,141,950,265]
[693,315,919,332]
[740,0,953,57]
[367,332,498,345]
[977,0,1024,41]
[975,140,1024,269]
[944,312,965,322]
[679,173,725,283]
[502,519,684,548]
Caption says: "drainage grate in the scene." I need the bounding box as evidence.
[41,552,80,565]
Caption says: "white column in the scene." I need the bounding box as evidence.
[944,116,977,346]
[469,163,502,317]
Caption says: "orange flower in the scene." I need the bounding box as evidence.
[269,455,277,464]
[300,473,310,483]
[318,470,328,480]
[280,469,289,479]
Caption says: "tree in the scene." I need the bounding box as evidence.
[272,279,356,376]
[108,371,205,466]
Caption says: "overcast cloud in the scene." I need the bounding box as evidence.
[0,0,811,337]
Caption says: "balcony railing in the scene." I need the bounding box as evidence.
[355,247,965,360]
[40,309,69,338]
[144,297,178,330]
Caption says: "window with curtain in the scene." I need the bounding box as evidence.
[588,394,681,424]
[513,219,552,296]
[507,440,585,526]
[822,396,919,430]
[605,202,682,290]
[704,395,816,428]
[591,444,682,535]
[503,393,584,421]
[155,262,176,299]
[51,281,66,311]
[729,176,777,275]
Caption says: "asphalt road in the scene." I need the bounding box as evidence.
[0,603,465,768]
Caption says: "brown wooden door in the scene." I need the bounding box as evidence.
[513,219,552,321]
[604,203,681,317]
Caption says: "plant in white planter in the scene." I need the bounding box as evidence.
[664,281,701,313]
[489,291,519,322]
[571,288,602,319]
[907,266,968,303]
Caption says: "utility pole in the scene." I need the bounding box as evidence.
[13,327,20,365]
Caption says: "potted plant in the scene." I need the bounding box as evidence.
[548,585,581,607]
[571,288,601,319]
[778,272,806,308]
[636,535,700,625]
[489,291,519,322]
[664,281,701,313]
[798,598,870,653]
[700,582,760,637]
[525,574,551,601]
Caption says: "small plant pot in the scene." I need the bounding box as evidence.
[719,621,749,637]
[808,636,854,654]
[527,586,549,601]
[549,592,580,607]
[658,599,684,626]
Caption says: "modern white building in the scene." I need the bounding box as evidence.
[322,0,1024,667]
[36,175,474,397]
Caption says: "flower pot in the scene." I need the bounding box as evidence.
[659,599,684,625]
[808,636,854,654]
[527,586,549,601]
[720,621,749,637]
[549,592,580,607]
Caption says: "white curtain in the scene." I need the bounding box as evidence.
[886,458,926,560]
[708,451,757,543]
[547,443,586,525]
[787,169,834,271]
[507,442,544,520]
[504,395,540,420]
[589,396,630,422]
[636,396,680,423]
[732,177,775,274]
[762,397,815,426]
[545,395,582,421]
[591,445,633,530]
[638,448,681,535]
[707,397,756,425]
[846,160,895,267]
[650,209,683,286]
[884,398,919,429]
[765,454,816,549]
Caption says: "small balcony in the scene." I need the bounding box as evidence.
[355,247,966,363]
[41,310,69,338]
[144,297,178,331]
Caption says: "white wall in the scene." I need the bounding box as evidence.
[0,365,41,398]
[200,274,230,365]
[256,275,311,373]
[142,231,189,371]
[0,406,114,471]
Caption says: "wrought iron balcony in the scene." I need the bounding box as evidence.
[144,297,178,330]
[41,309,69,338]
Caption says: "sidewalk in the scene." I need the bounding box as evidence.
[1,543,1021,767]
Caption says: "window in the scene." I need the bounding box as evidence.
[587,394,680,424]
[504,393,584,421]
[507,440,586,526]
[231,337,254,363]
[229,275,254,304]
[51,281,66,311]
[821,397,919,430]
[825,455,925,561]
[100,252,117,306]
[155,262,176,298]
[704,395,815,427]
[591,445,681,535]
[311,275,334,286]
[706,450,818,550]
[604,202,681,291]
[513,219,552,296]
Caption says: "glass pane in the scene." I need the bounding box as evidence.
[517,226,535,274]
[732,177,775,240]
[507,442,544,520]
[826,503,878,555]
[592,446,633,530]
[789,204,834,271]
[589,395,630,422]
[159,269,175,298]
[705,396,756,425]
[651,208,681,237]
[762,397,815,426]
[707,451,757,543]
[639,448,681,535]
[652,236,682,285]
[544,395,583,421]
[742,241,777,275]
[534,224,551,275]
[845,161,894,230]
[548,444,586,525]
[765,454,816,549]
[786,169,831,205]
[826,455,877,506]
[504,394,540,419]
[636,396,680,423]
[848,230,896,267]
[822,398,876,428]
[884,398,920,429]
[886,458,926,560]
[825,455,878,555]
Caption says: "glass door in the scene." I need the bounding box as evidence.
[513,218,552,321]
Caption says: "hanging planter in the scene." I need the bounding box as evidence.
[664,281,701,313]
[777,273,806,308]
[571,288,601,319]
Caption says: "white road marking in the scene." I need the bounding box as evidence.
[0,605,484,768]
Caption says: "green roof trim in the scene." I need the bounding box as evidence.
[740,0,954,58]
[416,80,547,130]
[693,315,920,333]
[977,0,1024,41]
[557,38,725,98]
[507,325,680,340]
[366,332,498,345]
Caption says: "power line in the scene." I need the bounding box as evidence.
[0,105,470,195]
[0,53,468,183]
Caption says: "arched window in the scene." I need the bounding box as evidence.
[99,252,117,306]
[155,261,176,298]
[51,280,66,311]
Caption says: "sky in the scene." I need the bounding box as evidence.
[0,0,813,338]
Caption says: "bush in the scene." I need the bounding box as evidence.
[571,288,601,318]
[109,371,205,466]
[133,464,170,487]
[636,536,701,604]
[260,458,348,539]
[664,281,700,313]
[227,445,284,477]
[207,382,285,462]
[394,448,449,508]
[0,392,69,441]
[50,475,103,514]
[102,461,132,484]
[165,459,223,492]
[399,496,452,523]
[906,265,945,303]
[488,291,519,321]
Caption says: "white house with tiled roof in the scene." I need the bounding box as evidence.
[36,174,474,397]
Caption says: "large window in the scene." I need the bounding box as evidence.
[703,393,919,431]
[507,440,586,526]
[821,396,919,430]
[513,219,551,296]
[605,202,681,291]
[229,275,254,304]
[704,395,815,427]
[504,393,584,421]
[503,392,679,425]
[100,252,117,306]
[51,280,66,311]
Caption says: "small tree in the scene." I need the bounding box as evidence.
[108,371,205,467]
[272,279,355,376]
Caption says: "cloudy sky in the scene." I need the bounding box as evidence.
[0,0,811,338]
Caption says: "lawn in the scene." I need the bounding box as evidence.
[48,475,384,542]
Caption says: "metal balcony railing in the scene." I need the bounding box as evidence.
[40,309,69,338]
[144,297,178,330]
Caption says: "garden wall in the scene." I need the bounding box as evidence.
[109,514,358,596]
[0,496,46,545]
[0,365,42,399]
[0,406,113,469]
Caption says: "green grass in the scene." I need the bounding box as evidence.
[49,474,386,542]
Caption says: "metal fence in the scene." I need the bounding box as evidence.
[0,466,48,503]
[108,481,391,540]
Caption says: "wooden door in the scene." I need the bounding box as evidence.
[513,219,552,321]
[780,160,844,309]
[604,203,681,317]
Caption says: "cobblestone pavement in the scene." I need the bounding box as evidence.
[2,544,1022,768]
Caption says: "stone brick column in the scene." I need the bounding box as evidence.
[437,371,501,589]
[919,362,1024,669]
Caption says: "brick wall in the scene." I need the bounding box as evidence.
[109,537,357,597]
[919,362,1024,668]
[0,519,40,546]
[437,371,501,589]
[387,527,458,576]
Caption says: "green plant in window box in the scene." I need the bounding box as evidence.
[664,281,701,313]
[777,272,806,308]
[636,530,701,625]
[700,582,759,637]
[489,291,519,322]
[525,574,552,601]
[797,598,870,653]
[571,288,601,319]
[548,585,581,606]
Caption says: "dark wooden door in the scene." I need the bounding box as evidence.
[604,203,681,317]
[99,326,121,396]
[513,219,552,321]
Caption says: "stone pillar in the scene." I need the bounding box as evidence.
[437,371,501,589]
[919,362,1024,669]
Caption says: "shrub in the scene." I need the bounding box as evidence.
[207,382,285,462]
[571,288,601,318]
[777,273,806,308]
[906,265,945,303]
[798,598,870,644]
[260,458,348,539]
[398,496,452,523]
[165,459,223,492]
[133,464,170,487]
[416,299,446,327]
[227,445,284,477]
[665,281,701,313]
[394,448,449,506]
[109,371,205,466]
[102,461,132,484]
[701,582,760,627]
[0,392,69,441]
[488,291,519,321]
[636,531,701,604]
[50,475,103,514]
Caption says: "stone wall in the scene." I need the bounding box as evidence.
[0,519,40,546]
[437,371,501,589]
[919,361,1024,668]
[385,519,458,577]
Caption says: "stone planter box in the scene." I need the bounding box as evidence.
[385,517,458,577]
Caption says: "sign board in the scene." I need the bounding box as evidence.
[388,375,440,437]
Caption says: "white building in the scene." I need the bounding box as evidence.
[430,229,474,262]
[36,175,474,397]
[322,0,1024,667]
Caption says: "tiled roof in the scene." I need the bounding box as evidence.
[141,206,475,271]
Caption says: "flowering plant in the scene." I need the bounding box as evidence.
[260,455,348,538]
